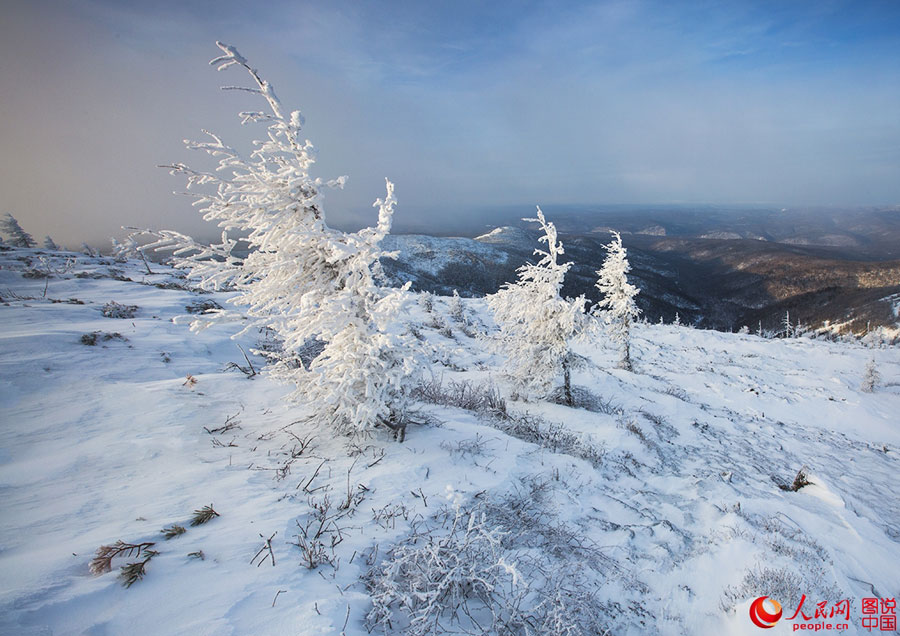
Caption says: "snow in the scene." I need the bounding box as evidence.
[381,234,510,278]
[1,246,898,635]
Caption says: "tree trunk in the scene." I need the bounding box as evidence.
[563,360,573,407]
[621,341,632,372]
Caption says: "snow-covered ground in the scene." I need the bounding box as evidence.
[1,246,897,635]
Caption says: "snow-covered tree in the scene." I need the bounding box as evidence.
[593,231,640,371]
[486,207,585,403]
[861,358,880,393]
[42,236,59,250]
[155,42,426,437]
[449,289,466,323]
[1,213,36,248]
[782,311,793,338]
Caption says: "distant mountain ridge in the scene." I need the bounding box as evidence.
[383,206,900,335]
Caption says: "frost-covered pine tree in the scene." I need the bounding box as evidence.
[593,231,641,371]
[42,236,59,250]
[486,207,585,402]
[1,213,36,248]
[861,358,880,393]
[155,43,426,437]
[449,289,466,324]
[782,311,793,338]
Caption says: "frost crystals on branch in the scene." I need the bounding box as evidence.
[486,207,585,403]
[112,228,155,274]
[593,231,640,371]
[157,43,425,437]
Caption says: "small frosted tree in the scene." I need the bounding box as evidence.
[861,358,880,393]
[486,207,585,403]
[593,231,640,371]
[43,236,59,250]
[155,43,426,437]
[449,289,466,323]
[1,213,36,248]
[782,311,793,338]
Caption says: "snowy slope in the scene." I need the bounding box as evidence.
[0,246,898,635]
[382,234,512,279]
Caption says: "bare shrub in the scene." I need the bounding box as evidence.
[426,314,449,334]
[720,512,844,613]
[292,494,347,569]
[365,505,518,635]
[22,269,49,279]
[414,377,605,466]
[490,413,606,468]
[526,572,611,636]
[639,411,679,439]
[413,378,506,416]
[80,331,128,346]
[371,502,414,531]
[720,566,804,612]
[663,386,691,402]
[185,299,222,314]
[440,434,490,459]
[622,419,649,445]
[101,301,138,319]
[548,386,621,415]
[367,497,613,635]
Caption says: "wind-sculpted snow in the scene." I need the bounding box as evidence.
[0,247,897,635]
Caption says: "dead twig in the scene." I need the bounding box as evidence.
[251,531,277,567]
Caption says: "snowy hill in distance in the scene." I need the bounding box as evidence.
[383,207,900,337]
[1,244,898,635]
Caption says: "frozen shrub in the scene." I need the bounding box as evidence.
[185,299,222,314]
[548,382,620,414]
[81,331,128,345]
[365,505,519,635]
[101,301,138,319]
[720,566,804,612]
[413,377,506,415]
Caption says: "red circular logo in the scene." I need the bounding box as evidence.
[749,596,783,629]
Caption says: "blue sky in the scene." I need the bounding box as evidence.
[1,0,899,243]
